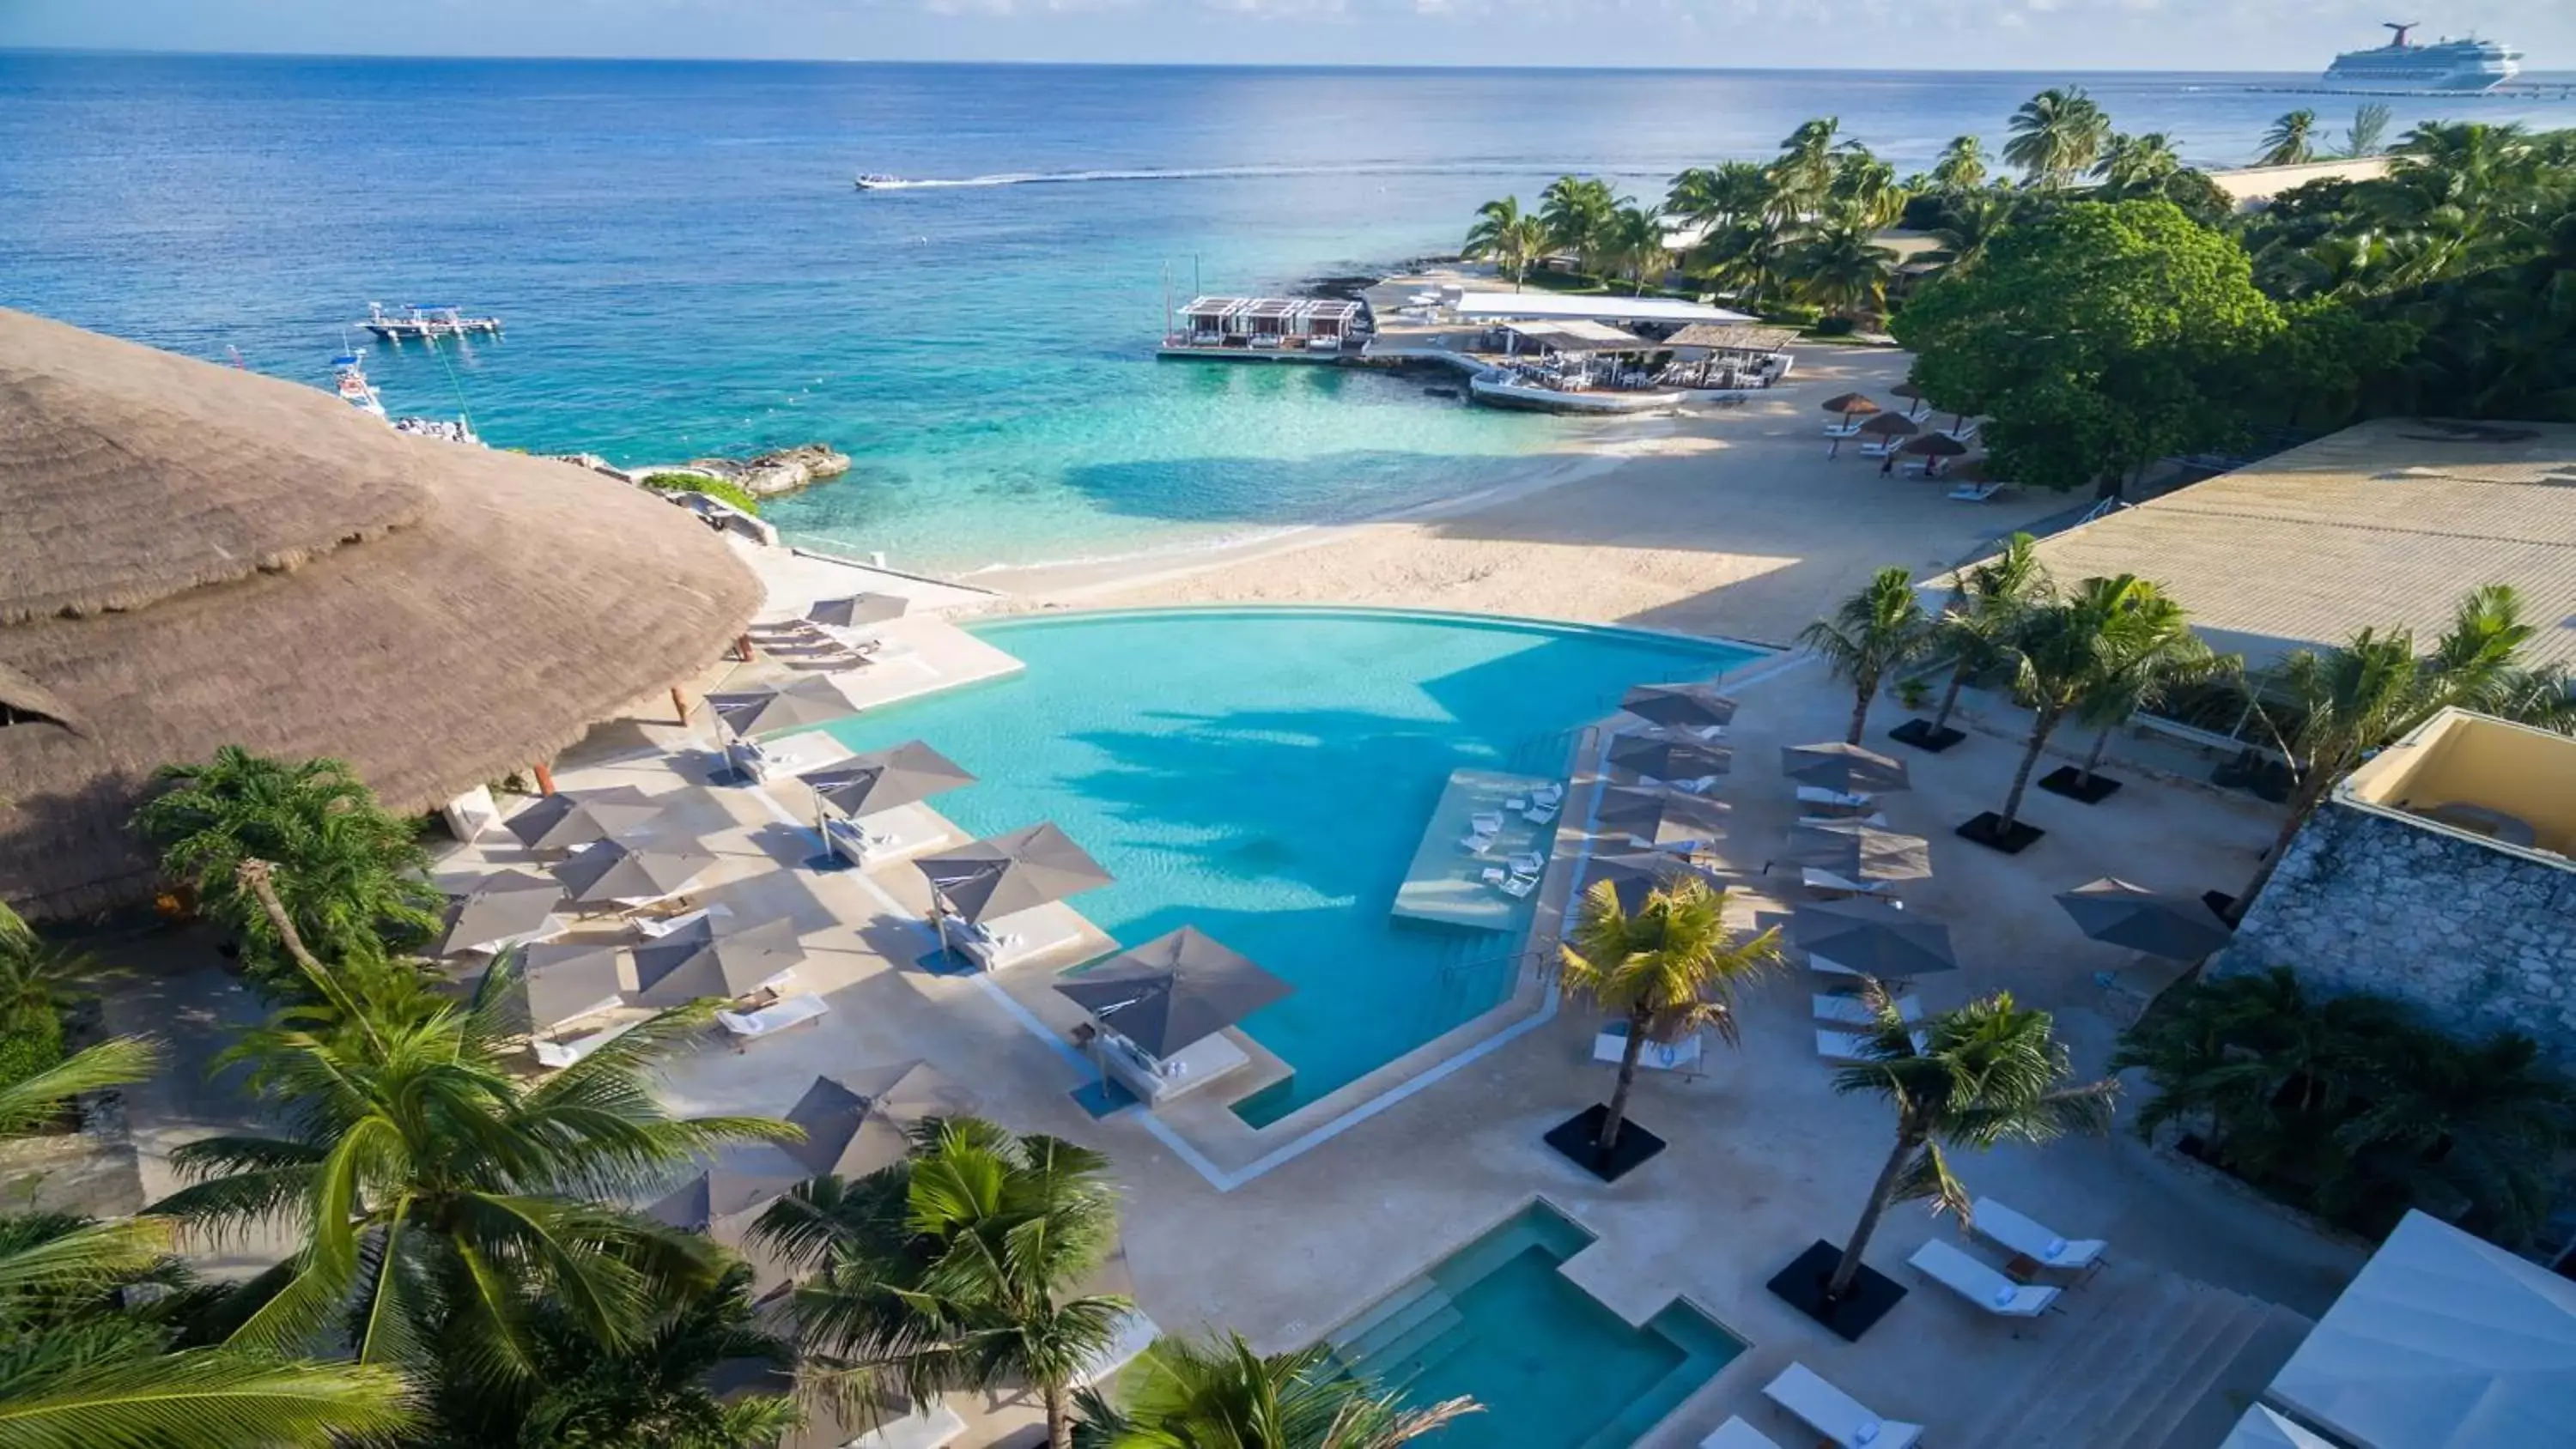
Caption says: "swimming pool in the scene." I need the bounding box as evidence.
[821,607,1759,1121]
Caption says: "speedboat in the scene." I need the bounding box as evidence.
[331,354,386,420]
[854,173,906,191]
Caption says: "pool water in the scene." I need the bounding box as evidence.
[820,608,1758,1120]
[1329,1202,1745,1449]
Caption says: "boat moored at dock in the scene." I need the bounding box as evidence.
[331,353,386,419]
[361,301,503,342]
[1158,295,1369,361]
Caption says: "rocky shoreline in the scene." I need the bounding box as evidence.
[552,442,853,500]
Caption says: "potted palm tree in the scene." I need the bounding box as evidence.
[1891,533,2050,753]
[2038,582,2223,805]
[1768,985,2115,1339]
[1799,567,1934,747]
[1547,873,1781,1181]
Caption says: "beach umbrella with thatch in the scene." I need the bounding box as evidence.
[629,915,806,1006]
[432,869,568,955]
[1053,926,1291,1059]
[780,1063,977,1180]
[1857,411,1920,442]
[1607,731,1733,785]
[1820,391,1881,458]
[2056,878,2236,960]
[1619,682,1737,736]
[1783,898,1957,978]
[1901,432,1969,459]
[806,593,909,629]
[1892,379,1926,418]
[805,740,975,821]
[551,837,717,906]
[917,822,1112,925]
[504,786,668,853]
[515,940,632,1032]
[1781,741,1911,795]
[707,675,858,739]
[1788,820,1932,883]
[1595,785,1730,852]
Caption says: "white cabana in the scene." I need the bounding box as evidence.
[2263,1210,2576,1448]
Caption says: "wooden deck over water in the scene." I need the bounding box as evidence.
[1391,767,1562,931]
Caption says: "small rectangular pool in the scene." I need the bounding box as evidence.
[1327,1201,1744,1449]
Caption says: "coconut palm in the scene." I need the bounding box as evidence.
[1825,985,2116,1300]
[1603,205,1669,295]
[1558,874,1780,1156]
[1692,213,1800,310]
[1665,161,1774,233]
[1074,1331,1476,1448]
[2260,109,2318,167]
[0,1036,158,1139]
[1920,189,2018,276]
[2336,1027,2576,1246]
[2093,132,2182,192]
[2003,87,2111,189]
[2339,102,2392,160]
[1799,567,1933,745]
[1786,218,1899,322]
[131,747,440,973]
[1922,532,2050,739]
[1986,575,2183,833]
[1772,118,1844,215]
[1461,197,1547,290]
[2068,583,2227,791]
[1538,176,1621,276]
[1929,136,1986,192]
[756,1119,1129,1449]
[1827,151,1909,230]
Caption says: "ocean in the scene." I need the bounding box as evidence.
[6,52,2574,575]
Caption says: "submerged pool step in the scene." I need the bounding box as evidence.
[1344,1306,1467,1387]
[1330,1280,1450,1364]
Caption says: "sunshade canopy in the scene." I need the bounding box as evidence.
[805,740,975,819]
[1579,852,1723,917]
[2055,878,2235,959]
[708,675,858,738]
[644,1162,799,1244]
[1053,926,1290,1058]
[551,838,716,905]
[1619,682,1738,732]
[516,940,631,1031]
[1785,899,1957,976]
[432,870,567,955]
[917,822,1112,923]
[1892,380,1924,401]
[1857,412,1921,438]
[1820,392,1881,417]
[1781,741,1911,793]
[1607,731,1733,782]
[780,1063,976,1180]
[1901,433,1970,457]
[629,915,806,1006]
[1595,785,1730,847]
[1788,821,1932,882]
[805,593,909,628]
[2268,1210,2576,1449]
[504,786,668,852]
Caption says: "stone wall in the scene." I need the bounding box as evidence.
[2212,801,2576,1064]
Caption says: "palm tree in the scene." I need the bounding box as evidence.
[1075,1331,1476,1448]
[1558,874,1780,1156]
[1665,161,1773,233]
[2003,87,2111,189]
[2068,583,2225,791]
[1825,985,2116,1300]
[2093,132,2182,193]
[1461,197,1546,290]
[131,748,441,973]
[1920,533,2050,742]
[1772,118,1844,216]
[1929,136,1986,192]
[2338,1028,2576,1246]
[1785,218,1899,322]
[1603,205,1668,295]
[1692,213,1799,310]
[2260,109,2318,167]
[1827,151,1908,230]
[757,1119,1130,1449]
[1538,176,1621,277]
[1920,189,2018,276]
[1799,567,1932,745]
[0,1036,159,1139]
[1985,575,2181,834]
[149,947,790,1387]
[2338,102,2392,160]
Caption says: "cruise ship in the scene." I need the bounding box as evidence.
[2325,23,2520,91]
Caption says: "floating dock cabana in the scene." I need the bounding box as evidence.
[1161,294,1366,361]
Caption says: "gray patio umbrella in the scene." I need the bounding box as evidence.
[806,593,910,629]
[504,785,667,852]
[1787,820,1933,883]
[2056,878,2236,960]
[1606,731,1733,784]
[643,1161,800,1246]
[432,870,568,955]
[779,1063,976,1179]
[1580,851,1722,917]
[551,838,717,906]
[708,675,859,739]
[1619,682,1738,733]
[1781,741,1911,794]
[629,916,807,1007]
[1784,899,1957,977]
[805,740,976,820]
[917,822,1112,924]
[516,940,632,1032]
[1595,785,1730,851]
[1052,926,1291,1058]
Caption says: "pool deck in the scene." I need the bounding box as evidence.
[1390,767,1560,930]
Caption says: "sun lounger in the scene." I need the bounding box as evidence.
[1523,803,1559,825]
[1762,1363,1923,1449]
[1813,991,1923,1025]
[1824,421,1864,438]
[1817,1027,1929,1059]
[1802,867,1895,898]
[717,993,830,1038]
[1480,866,1508,885]
[1594,1023,1702,1071]
[1508,852,1546,876]
[633,904,728,940]
[1471,810,1506,834]
[1857,440,1900,458]
[1798,812,1888,828]
[846,1404,968,1449]
[1460,829,1496,853]
[1532,782,1565,807]
[1909,1236,2061,1317]
[1947,482,2002,502]
[1970,1197,2106,1271]
[532,1018,640,1069]
[1795,785,1873,811]
[1501,874,1537,899]
[1700,1418,1785,1449]
[1941,421,1980,443]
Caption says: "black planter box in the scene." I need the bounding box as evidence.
[1541,1103,1668,1183]
[1765,1238,1907,1342]
[2038,766,2123,803]
[1956,811,2045,853]
[1887,718,1966,753]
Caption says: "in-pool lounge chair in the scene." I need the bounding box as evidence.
[1970,1196,2106,1272]
[1908,1236,2061,1318]
[1762,1363,1923,1449]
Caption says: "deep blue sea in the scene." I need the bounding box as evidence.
[7,52,2575,573]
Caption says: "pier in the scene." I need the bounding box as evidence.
[1157,295,1365,362]
[361,302,503,342]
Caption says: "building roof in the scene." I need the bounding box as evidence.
[1453,292,1753,326]
[2019,418,2576,672]
[0,308,761,915]
[1504,320,1648,353]
[2204,156,2394,206]
[1661,323,1801,353]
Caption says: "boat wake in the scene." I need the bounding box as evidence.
[859,161,1631,191]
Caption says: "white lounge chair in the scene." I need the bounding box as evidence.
[1817,1027,1929,1059]
[1947,482,2002,503]
[1908,1237,2061,1318]
[1857,439,1900,458]
[725,737,775,783]
[1970,1197,2106,1271]
[1460,829,1497,853]
[1500,874,1537,899]
[1507,852,1546,876]
[1801,867,1894,898]
[846,1404,968,1449]
[1798,811,1887,828]
[1700,1418,1786,1449]
[634,904,727,940]
[1824,421,1864,438]
[1532,781,1565,807]
[1813,992,1923,1025]
[1941,420,1980,443]
[717,993,830,1038]
[1594,1025,1701,1071]
[1470,810,1506,834]
[532,1018,639,1068]
[1762,1363,1923,1449]
[1795,785,1873,811]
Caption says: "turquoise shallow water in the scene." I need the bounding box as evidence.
[817,608,1757,1118]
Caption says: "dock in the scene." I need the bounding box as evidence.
[1392,767,1563,931]
[1158,295,1365,363]
[361,302,503,342]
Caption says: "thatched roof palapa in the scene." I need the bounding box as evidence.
[1660,324,1800,354]
[0,309,762,915]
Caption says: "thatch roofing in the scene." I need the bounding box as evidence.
[0,309,762,916]
[1661,324,1799,353]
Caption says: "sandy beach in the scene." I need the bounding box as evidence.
[996,334,2077,646]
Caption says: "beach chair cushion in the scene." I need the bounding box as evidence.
[1970,1196,2106,1269]
[717,993,830,1038]
[1907,1237,2060,1317]
[1762,1363,1923,1449]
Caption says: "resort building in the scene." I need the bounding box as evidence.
[2212,707,2576,1065]
[0,308,760,915]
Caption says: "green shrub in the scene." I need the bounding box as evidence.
[0,1006,64,1090]
[1812,316,1858,337]
[640,472,761,517]
[1760,304,1824,328]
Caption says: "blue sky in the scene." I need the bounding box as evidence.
[5,0,2571,70]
